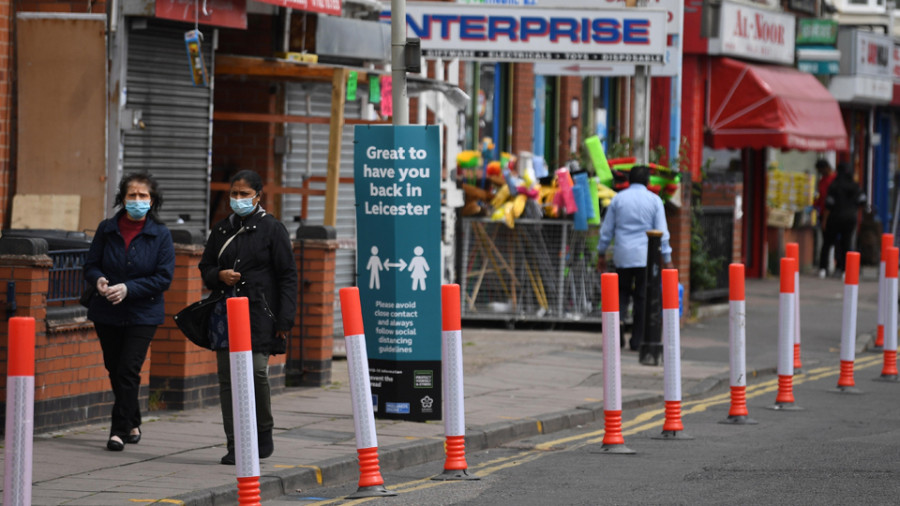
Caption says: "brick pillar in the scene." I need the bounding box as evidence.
[558,76,584,164]
[152,243,220,410]
[511,63,534,156]
[666,172,692,317]
[292,226,337,387]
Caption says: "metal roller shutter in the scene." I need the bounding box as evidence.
[124,20,213,236]
[283,82,364,349]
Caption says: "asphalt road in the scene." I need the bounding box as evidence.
[263,352,900,505]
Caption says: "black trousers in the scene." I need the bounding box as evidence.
[820,217,856,272]
[94,323,156,438]
[617,267,647,350]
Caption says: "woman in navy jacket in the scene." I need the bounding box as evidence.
[84,173,175,451]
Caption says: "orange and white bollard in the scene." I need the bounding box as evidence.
[4,317,35,506]
[770,257,803,411]
[653,269,693,440]
[721,264,757,424]
[785,243,803,374]
[433,284,479,480]
[875,234,893,349]
[226,298,261,506]
[599,273,635,454]
[339,288,396,498]
[835,252,862,393]
[877,247,899,381]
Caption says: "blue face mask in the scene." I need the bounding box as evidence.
[124,200,151,219]
[230,197,257,217]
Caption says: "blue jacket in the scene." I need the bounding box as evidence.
[84,211,175,326]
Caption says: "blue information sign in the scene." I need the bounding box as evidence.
[353,125,442,421]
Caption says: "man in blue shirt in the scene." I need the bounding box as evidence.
[596,165,673,351]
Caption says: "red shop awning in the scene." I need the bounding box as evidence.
[706,57,848,151]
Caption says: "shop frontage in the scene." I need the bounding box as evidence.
[683,1,849,278]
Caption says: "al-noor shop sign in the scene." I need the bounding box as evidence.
[384,4,667,63]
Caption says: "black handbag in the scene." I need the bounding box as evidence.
[79,285,97,308]
[174,291,224,350]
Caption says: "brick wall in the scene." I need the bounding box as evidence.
[152,244,219,410]
[511,63,534,156]
[666,173,693,312]
[557,76,583,165]
[293,238,337,386]
[0,238,118,432]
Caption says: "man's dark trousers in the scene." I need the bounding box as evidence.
[617,267,647,351]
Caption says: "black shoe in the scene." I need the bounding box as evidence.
[107,436,125,452]
[126,427,141,445]
[259,429,274,459]
[220,450,235,465]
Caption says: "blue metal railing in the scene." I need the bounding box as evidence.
[48,249,89,303]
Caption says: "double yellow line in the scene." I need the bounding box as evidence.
[305,354,885,505]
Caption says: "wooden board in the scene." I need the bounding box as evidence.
[11,194,81,230]
[16,14,107,232]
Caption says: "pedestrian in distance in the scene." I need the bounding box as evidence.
[199,169,298,465]
[596,164,673,351]
[83,173,175,452]
[814,159,836,278]
[819,162,866,278]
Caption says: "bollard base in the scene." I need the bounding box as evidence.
[595,443,636,455]
[831,385,863,394]
[869,346,884,353]
[347,485,397,499]
[767,402,804,411]
[873,375,900,382]
[719,415,758,425]
[651,430,694,440]
[432,468,480,481]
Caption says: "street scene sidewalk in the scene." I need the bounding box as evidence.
[9,271,881,505]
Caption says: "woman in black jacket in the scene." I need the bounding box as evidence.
[84,173,175,451]
[199,170,298,465]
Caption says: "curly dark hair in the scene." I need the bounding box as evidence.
[114,172,163,221]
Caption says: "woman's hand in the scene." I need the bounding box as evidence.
[218,269,241,286]
[96,277,110,297]
[106,283,128,305]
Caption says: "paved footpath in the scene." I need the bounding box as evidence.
[4,271,881,505]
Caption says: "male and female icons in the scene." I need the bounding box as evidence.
[367,246,430,290]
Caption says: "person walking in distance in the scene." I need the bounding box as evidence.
[820,162,866,277]
[815,159,836,278]
[596,165,673,351]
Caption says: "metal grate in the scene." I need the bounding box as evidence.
[692,206,733,300]
[48,249,90,303]
[459,218,601,322]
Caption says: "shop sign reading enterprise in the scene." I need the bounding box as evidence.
[389,4,667,63]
